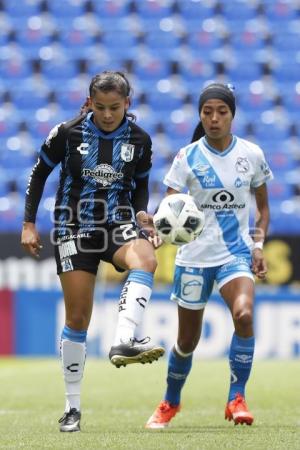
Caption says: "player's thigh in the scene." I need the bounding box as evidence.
[106,223,157,272]
[217,257,255,315]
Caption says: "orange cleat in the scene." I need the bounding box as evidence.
[225,393,254,425]
[145,400,181,429]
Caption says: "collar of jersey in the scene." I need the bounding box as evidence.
[86,112,128,139]
[202,135,237,156]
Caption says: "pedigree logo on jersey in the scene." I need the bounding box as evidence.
[121,144,135,162]
[83,164,123,187]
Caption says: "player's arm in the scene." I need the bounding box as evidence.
[251,183,270,279]
[21,123,67,257]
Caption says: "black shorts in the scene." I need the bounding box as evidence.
[54,222,147,275]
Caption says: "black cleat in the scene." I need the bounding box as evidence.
[59,408,81,432]
[109,337,165,368]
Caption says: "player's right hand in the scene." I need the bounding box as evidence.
[21,222,43,258]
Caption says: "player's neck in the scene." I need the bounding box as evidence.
[205,134,233,152]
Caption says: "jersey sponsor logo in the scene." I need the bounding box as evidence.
[77,143,89,155]
[200,174,218,188]
[45,122,64,147]
[201,190,246,210]
[83,164,124,186]
[121,143,135,162]
[181,273,203,301]
[234,177,250,188]
[235,157,250,173]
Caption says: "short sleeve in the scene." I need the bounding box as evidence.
[251,146,274,188]
[163,148,189,191]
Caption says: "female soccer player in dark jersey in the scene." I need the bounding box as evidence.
[21,71,164,432]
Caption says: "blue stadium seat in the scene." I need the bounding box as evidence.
[268,179,294,201]
[144,30,181,54]
[265,1,298,21]
[187,31,222,51]
[221,1,256,20]
[0,58,32,79]
[272,62,300,82]
[147,92,183,112]
[101,30,137,52]
[16,28,52,48]
[135,0,172,18]
[56,88,86,111]
[229,30,264,50]
[41,59,78,80]
[48,0,86,17]
[59,29,95,49]
[177,0,214,20]
[254,122,290,141]
[92,0,130,18]
[3,0,41,17]
[226,62,262,82]
[12,89,49,110]
[134,59,170,81]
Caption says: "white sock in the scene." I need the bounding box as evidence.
[61,339,86,412]
[114,271,153,345]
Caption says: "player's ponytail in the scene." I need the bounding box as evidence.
[191,121,205,142]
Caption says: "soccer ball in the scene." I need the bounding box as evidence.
[153,193,205,245]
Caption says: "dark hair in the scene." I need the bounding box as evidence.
[80,71,135,120]
[191,82,236,142]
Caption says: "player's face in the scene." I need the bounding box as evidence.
[200,99,233,140]
[89,90,130,132]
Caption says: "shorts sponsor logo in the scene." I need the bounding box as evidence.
[58,240,77,260]
[121,144,135,162]
[235,354,252,364]
[61,258,74,272]
[83,164,123,186]
[181,273,203,301]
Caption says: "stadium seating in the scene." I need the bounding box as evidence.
[0,0,299,233]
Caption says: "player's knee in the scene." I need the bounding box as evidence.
[66,313,89,331]
[233,308,253,329]
[178,336,199,354]
[132,255,157,273]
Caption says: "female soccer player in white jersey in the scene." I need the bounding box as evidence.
[146,83,273,429]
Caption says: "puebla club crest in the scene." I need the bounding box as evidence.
[121,143,135,162]
[235,157,250,173]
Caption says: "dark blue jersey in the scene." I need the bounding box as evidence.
[25,113,152,235]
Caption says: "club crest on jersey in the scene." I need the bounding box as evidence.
[235,157,249,173]
[121,144,135,162]
[77,143,89,155]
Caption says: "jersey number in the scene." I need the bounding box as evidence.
[120,224,137,241]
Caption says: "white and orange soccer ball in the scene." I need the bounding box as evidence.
[153,193,205,245]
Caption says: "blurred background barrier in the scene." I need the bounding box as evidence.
[1,287,300,358]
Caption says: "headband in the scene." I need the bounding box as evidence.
[198,84,236,117]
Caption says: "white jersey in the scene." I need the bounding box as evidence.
[164,136,273,267]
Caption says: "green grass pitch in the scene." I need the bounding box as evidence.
[0,358,299,449]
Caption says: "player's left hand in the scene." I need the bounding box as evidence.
[136,211,163,248]
[251,249,267,279]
